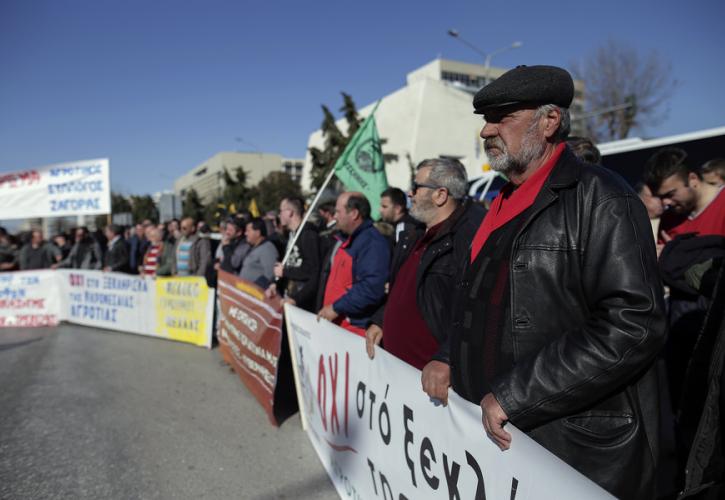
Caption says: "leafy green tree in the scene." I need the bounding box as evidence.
[256,171,302,213]
[130,195,159,223]
[111,192,132,213]
[221,166,253,209]
[182,188,205,222]
[94,192,133,229]
[308,92,397,192]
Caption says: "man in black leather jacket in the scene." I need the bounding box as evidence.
[438,65,667,499]
[364,158,484,376]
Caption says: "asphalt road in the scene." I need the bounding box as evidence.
[0,325,339,500]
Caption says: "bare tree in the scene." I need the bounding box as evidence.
[571,40,677,141]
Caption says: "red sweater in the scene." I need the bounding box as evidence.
[659,187,725,241]
[382,223,442,370]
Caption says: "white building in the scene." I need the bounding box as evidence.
[174,152,304,205]
[303,58,585,192]
[153,190,182,222]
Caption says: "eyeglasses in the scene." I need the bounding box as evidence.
[411,181,446,194]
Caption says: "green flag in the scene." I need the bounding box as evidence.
[333,114,388,220]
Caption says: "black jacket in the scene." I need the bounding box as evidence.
[104,237,130,273]
[371,199,485,362]
[58,239,103,270]
[659,234,725,296]
[387,215,426,281]
[451,148,667,499]
[678,258,725,498]
[281,223,320,312]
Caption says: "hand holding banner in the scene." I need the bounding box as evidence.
[284,305,615,500]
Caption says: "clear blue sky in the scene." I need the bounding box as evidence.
[1,0,723,195]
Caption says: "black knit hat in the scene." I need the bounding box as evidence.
[473,65,574,114]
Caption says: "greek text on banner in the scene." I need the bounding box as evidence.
[0,158,111,220]
[284,304,615,500]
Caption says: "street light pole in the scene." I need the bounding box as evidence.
[447,29,522,85]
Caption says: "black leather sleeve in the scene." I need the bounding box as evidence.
[491,194,667,429]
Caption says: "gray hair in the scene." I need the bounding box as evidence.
[416,158,468,200]
[534,104,571,142]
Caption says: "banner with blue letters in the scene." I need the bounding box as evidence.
[0,270,214,348]
[0,158,110,219]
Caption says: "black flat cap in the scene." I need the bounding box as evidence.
[473,65,574,114]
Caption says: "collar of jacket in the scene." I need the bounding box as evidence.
[427,197,474,244]
[512,146,581,243]
[543,146,580,191]
[399,212,424,228]
[343,219,374,246]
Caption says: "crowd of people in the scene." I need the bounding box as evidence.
[0,215,284,288]
[1,64,724,499]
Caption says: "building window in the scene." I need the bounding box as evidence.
[195,167,207,177]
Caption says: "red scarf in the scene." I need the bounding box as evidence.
[470,143,565,262]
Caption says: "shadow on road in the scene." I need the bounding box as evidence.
[0,337,45,352]
[251,472,336,500]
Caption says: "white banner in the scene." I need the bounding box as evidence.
[0,158,110,219]
[56,270,214,348]
[0,270,214,348]
[58,270,154,336]
[284,305,614,500]
[0,271,61,327]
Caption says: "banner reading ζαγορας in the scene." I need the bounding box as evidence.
[0,158,110,219]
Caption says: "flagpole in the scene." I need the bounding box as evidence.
[281,164,336,266]
[280,100,383,266]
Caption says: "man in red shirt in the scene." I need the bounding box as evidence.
[364,159,484,377]
[643,147,725,242]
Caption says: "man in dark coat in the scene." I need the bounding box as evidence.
[103,224,130,273]
[366,158,484,376]
[57,226,103,270]
[378,187,423,245]
[436,65,666,499]
[18,229,60,270]
[267,196,320,312]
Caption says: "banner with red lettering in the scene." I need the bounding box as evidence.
[0,270,214,349]
[284,304,615,500]
[217,271,287,425]
[0,271,61,327]
[0,158,110,219]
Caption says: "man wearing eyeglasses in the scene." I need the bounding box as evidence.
[365,159,484,382]
[440,65,665,499]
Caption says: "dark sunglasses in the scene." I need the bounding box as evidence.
[411,181,446,194]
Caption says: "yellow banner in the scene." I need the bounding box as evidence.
[155,277,211,347]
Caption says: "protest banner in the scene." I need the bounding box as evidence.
[0,158,111,220]
[155,276,215,347]
[284,305,615,500]
[0,270,214,348]
[0,271,61,327]
[216,271,289,425]
[59,270,154,335]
